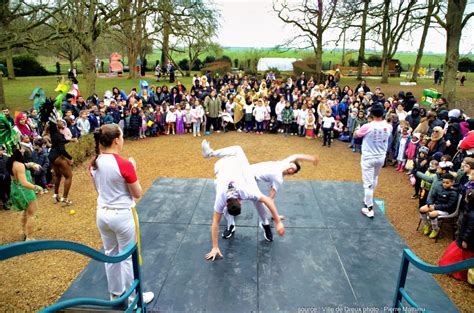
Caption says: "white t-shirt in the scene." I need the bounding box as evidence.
[322,116,335,129]
[251,161,286,193]
[213,156,263,214]
[254,105,267,122]
[356,120,393,159]
[90,153,137,209]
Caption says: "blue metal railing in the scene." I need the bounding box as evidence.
[0,240,147,312]
[393,248,474,312]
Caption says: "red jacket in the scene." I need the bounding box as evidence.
[459,131,474,150]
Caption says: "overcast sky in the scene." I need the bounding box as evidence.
[214,0,474,54]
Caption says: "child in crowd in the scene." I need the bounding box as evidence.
[417,160,452,208]
[175,104,185,135]
[333,116,344,139]
[191,100,204,137]
[291,103,299,136]
[419,173,458,239]
[404,132,420,173]
[275,96,285,133]
[347,109,357,148]
[243,100,255,133]
[322,110,335,147]
[166,105,177,135]
[146,106,157,137]
[298,104,308,137]
[76,110,90,136]
[395,126,410,172]
[31,139,49,191]
[411,146,429,199]
[139,109,147,139]
[66,117,81,139]
[282,101,293,136]
[264,100,271,131]
[129,107,141,140]
[184,104,192,134]
[305,109,316,139]
[352,110,367,153]
[253,99,266,135]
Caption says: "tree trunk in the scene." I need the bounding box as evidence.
[442,0,466,106]
[357,0,369,80]
[69,58,74,72]
[0,73,5,106]
[161,11,170,67]
[381,57,389,83]
[6,45,15,80]
[411,0,434,82]
[80,47,96,97]
[128,49,138,79]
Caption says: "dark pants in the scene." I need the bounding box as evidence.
[0,174,11,206]
[256,121,263,132]
[283,123,291,134]
[323,128,332,146]
[130,128,139,138]
[206,117,219,132]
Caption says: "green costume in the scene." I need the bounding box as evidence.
[9,169,36,211]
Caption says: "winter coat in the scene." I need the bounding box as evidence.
[282,107,294,124]
[129,113,142,129]
[428,187,458,214]
[204,96,221,118]
[457,209,474,251]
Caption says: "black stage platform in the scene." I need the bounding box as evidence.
[61,178,457,312]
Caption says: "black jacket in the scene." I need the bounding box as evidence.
[457,210,474,251]
[432,188,458,214]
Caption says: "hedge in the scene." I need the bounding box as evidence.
[65,134,96,167]
[0,55,50,77]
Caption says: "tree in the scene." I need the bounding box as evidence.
[273,0,338,82]
[410,0,438,82]
[53,37,81,70]
[151,0,219,76]
[49,0,150,96]
[369,0,419,83]
[435,0,473,105]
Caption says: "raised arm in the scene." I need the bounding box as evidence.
[283,154,319,166]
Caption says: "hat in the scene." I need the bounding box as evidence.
[439,161,453,169]
[430,126,444,141]
[343,95,349,99]
[419,146,429,155]
[358,87,364,93]
[370,104,385,118]
[412,132,421,139]
[448,109,461,119]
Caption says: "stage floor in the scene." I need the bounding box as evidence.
[61,178,457,312]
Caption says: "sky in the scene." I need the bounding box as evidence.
[214,0,474,54]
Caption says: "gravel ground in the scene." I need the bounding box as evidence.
[0,132,472,311]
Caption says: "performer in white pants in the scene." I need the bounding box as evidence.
[250,154,319,240]
[201,140,285,261]
[353,104,392,218]
[90,124,154,304]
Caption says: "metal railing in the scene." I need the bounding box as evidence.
[393,248,474,312]
[0,240,147,312]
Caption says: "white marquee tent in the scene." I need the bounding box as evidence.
[256,58,301,72]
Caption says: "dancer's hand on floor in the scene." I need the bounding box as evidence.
[205,248,223,261]
[276,221,285,237]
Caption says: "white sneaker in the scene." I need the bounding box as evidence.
[129,291,155,307]
[201,140,213,158]
[361,207,374,218]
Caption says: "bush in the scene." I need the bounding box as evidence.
[65,134,96,167]
[234,58,239,68]
[458,57,474,72]
[178,58,190,71]
[192,58,202,71]
[203,56,216,65]
[365,54,382,67]
[348,59,358,67]
[0,55,50,77]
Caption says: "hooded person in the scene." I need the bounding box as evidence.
[406,106,421,130]
[427,126,446,160]
[444,123,463,157]
[13,113,32,137]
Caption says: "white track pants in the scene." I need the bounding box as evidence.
[360,156,385,208]
[96,208,136,296]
